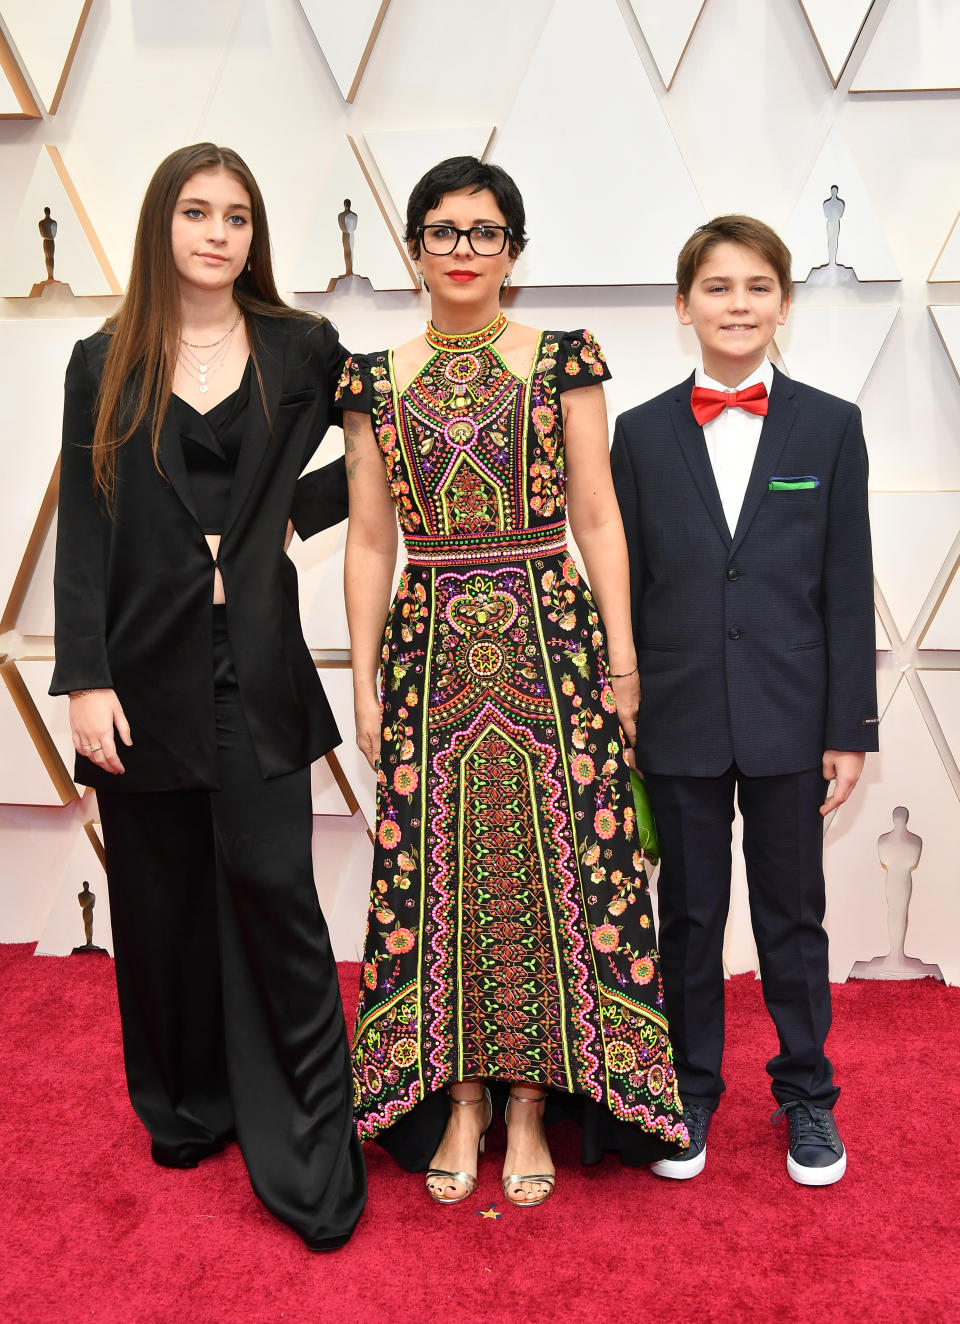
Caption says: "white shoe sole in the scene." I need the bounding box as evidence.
[650,1143,707,1180]
[786,1148,846,1186]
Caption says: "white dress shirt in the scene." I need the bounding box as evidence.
[695,358,774,538]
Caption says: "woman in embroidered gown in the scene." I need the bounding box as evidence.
[342,157,686,1206]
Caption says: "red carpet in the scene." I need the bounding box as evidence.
[1,942,956,1323]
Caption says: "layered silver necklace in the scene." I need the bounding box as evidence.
[178,308,242,393]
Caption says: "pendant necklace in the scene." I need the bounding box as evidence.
[178,308,242,393]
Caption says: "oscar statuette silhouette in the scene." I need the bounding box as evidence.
[71,880,108,955]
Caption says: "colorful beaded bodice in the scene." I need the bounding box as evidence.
[340,328,608,540]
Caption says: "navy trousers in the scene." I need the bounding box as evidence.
[643,764,839,1114]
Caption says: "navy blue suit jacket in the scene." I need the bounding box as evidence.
[610,366,879,778]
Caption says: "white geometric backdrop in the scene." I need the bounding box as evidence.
[1,0,958,983]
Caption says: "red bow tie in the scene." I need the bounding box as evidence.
[690,382,769,426]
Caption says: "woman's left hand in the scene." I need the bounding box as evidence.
[611,672,640,770]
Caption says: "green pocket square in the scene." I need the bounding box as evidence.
[769,475,819,490]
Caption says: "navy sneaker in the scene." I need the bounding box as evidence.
[650,1103,712,1179]
[771,1100,846,1186]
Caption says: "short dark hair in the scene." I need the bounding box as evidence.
[677,215,793,300]
[405,156,527,259]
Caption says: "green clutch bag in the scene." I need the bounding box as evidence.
[629,769,660,865]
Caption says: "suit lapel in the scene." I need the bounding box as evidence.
[670,373,731,547]
[156,398,200,526]
[730,365,798,554]
[222,318,284,539]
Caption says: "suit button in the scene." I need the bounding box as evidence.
[726,568,740,582]
[728,626,742,640]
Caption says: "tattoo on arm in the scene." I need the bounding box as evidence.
[344,414,363,479]
[344,414,360,453]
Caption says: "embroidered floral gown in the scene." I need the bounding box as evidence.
[337,327,687,1166]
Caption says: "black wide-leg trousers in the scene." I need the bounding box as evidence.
[96,619,365,1247]
[644,764,840,1115]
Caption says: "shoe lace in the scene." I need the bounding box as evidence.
[684,1105,710,1149]
[770,1100,838,1152]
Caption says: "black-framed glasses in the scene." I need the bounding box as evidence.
[417,224,512,256]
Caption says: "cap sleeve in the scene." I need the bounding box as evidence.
[334,352,376,413]
[551,328,611,392]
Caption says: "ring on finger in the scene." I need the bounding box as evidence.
[89,745,103,753]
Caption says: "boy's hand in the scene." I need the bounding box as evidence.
[820,750,866,816]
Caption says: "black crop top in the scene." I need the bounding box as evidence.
[174,358,252,534]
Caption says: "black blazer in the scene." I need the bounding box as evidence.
[610,366,879,778]
[51,314,350,793]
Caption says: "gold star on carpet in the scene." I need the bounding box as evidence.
[477,1204,501,1220]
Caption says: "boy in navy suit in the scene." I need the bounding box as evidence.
[611,216,878,1185]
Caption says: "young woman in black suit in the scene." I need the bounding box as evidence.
[51,142,365,1250]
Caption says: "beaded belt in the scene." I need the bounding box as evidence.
[404,521,568,567]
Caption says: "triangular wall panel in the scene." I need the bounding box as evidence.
[17,658,80,799]
[0,665,72,806]
[363,126,495,222]
[775,304,898,403]
[14,513,56,638]
[0,317,102,619]
[869,493,960,643]
[0,146,120,296]
[929,306,960,386]
[624,0,708,89]
[493,0,705,286]
[784,128,900,282]
[875,665,902,720]
[921,564,960,651]
[289,137,415,292]
[929,214,960,282]
[0,27,39,115]
[796,0,875,84]
[0,0,91,113]
[875,608,891,651]
[298,0,390,102]
[0,57,21,113]
[851,0,960,91]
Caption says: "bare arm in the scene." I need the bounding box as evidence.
[343,409,398,770]
[564,384,639,762]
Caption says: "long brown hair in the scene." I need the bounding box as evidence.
[93,142,312,505]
